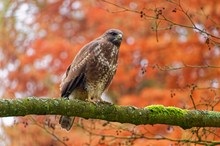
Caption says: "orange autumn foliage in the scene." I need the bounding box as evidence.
[1,0,220,145]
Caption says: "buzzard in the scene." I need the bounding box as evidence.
[59,29,123,131]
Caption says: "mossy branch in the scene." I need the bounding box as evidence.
[0,97,220,129]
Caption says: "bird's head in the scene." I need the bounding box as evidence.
[103,29,123,47]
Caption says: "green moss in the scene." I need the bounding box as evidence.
[167,106,188,115]
[145,105,187,117]
[146,105,165,112]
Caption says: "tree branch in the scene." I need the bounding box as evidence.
[0,97,220,129]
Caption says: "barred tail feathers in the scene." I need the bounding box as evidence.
[59,116,75,131]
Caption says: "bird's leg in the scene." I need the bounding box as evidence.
[98,99,113,105]
[94,97,113,105]
[87,96,112,105]
[86,96,98,104]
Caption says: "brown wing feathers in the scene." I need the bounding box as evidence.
[61,73,85,98]
[60,42,99,98]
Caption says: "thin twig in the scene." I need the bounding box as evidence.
[77,123,220,145]
[29,117,67,146]
[100,0,220,46]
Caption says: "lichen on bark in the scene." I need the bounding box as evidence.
[0,97,219,129]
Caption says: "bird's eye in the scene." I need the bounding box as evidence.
[110,32,117,36]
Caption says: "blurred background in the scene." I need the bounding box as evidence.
[0,0,220,145]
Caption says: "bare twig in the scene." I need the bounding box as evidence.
[100,0,220,46]
[189,84,197,110]
[29,117,67,146]
[151,64,220,71]
[77,123,220,145]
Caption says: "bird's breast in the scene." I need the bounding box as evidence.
[84,44,119,91]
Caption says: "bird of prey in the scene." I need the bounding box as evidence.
[59,29,123,131]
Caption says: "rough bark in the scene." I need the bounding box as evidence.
[0,97,220,129]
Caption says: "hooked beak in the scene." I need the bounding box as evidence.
[116,33,123,41]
